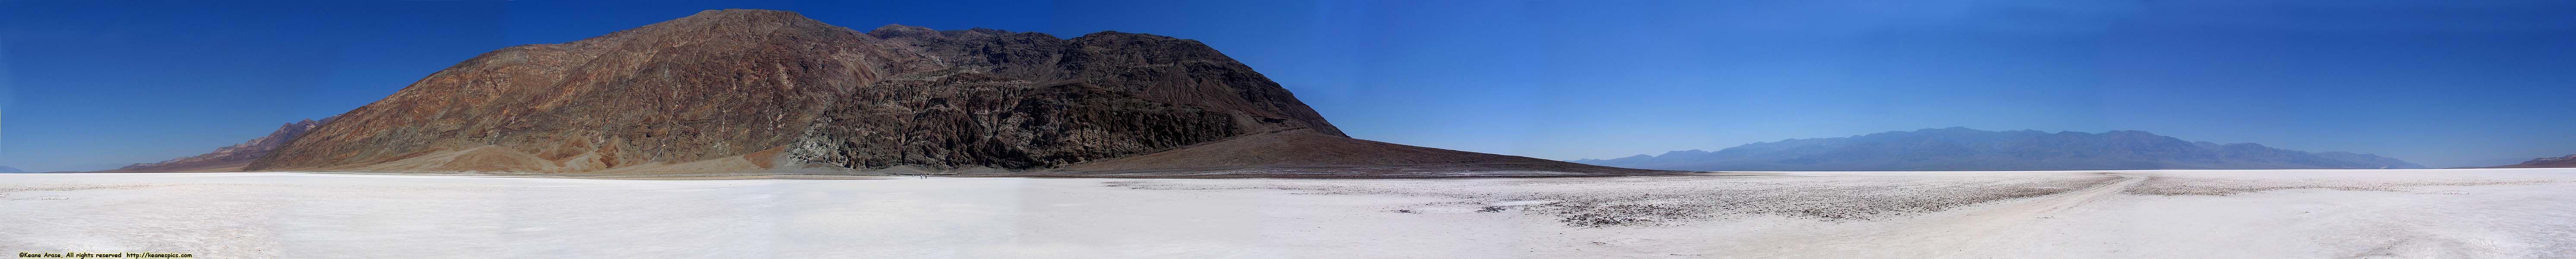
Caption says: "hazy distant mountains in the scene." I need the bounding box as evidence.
[2486,154,2576,168]
[1575,127,2425,171]
[0,166,22,173]
[97,118,328,173]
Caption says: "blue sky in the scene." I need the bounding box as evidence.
[3,0,2573,171]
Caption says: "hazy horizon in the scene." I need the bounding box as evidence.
[5,0,2574,171]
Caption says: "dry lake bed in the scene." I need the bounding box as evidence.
[4,169,2573,258]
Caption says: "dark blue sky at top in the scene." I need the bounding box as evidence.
[3,0,2572,171]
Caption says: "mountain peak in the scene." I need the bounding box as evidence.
[964,28,1011,35]
[868,24,938,38]
[659,9,826,28]
[1076,31,1186,41]
[546,8,852,47]
[683,9,810,21]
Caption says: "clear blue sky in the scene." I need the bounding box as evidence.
[4,0,2573,171]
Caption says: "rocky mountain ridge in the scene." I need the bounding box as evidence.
[239,9,1654,176]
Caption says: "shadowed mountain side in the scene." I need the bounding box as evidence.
[1048,129,1683,177]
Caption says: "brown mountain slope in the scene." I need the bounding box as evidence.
[246,9,1661,176]
[98,118,326,173]
[2488,154,2576,168]
[250,9,899,173]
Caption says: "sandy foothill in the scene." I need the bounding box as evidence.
[2,169,2571,258]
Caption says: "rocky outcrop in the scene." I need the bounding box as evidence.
[246,9,1640,176]
[775,26,1341,171]
[101,118,327,173]
[1575,127,2426,171]
[2488,154,2576,168]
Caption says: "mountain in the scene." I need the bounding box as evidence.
[246,9,1660,176]
[98,118,329,173]
[0,166,22,173]
[1574,127,2425,171]
[2486,154,2576,168]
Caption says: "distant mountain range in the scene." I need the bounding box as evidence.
[2485,154,2576,168]
[96,118,328,173]
[0,166,22,173]
[1574,127,2425,171]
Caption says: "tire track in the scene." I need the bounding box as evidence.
[1709,173,2147,258]
[2022,173,2147,215]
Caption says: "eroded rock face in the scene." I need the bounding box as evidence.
[248,9,1342,173]
[107,118,328,172]
[782,70,1256,170]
